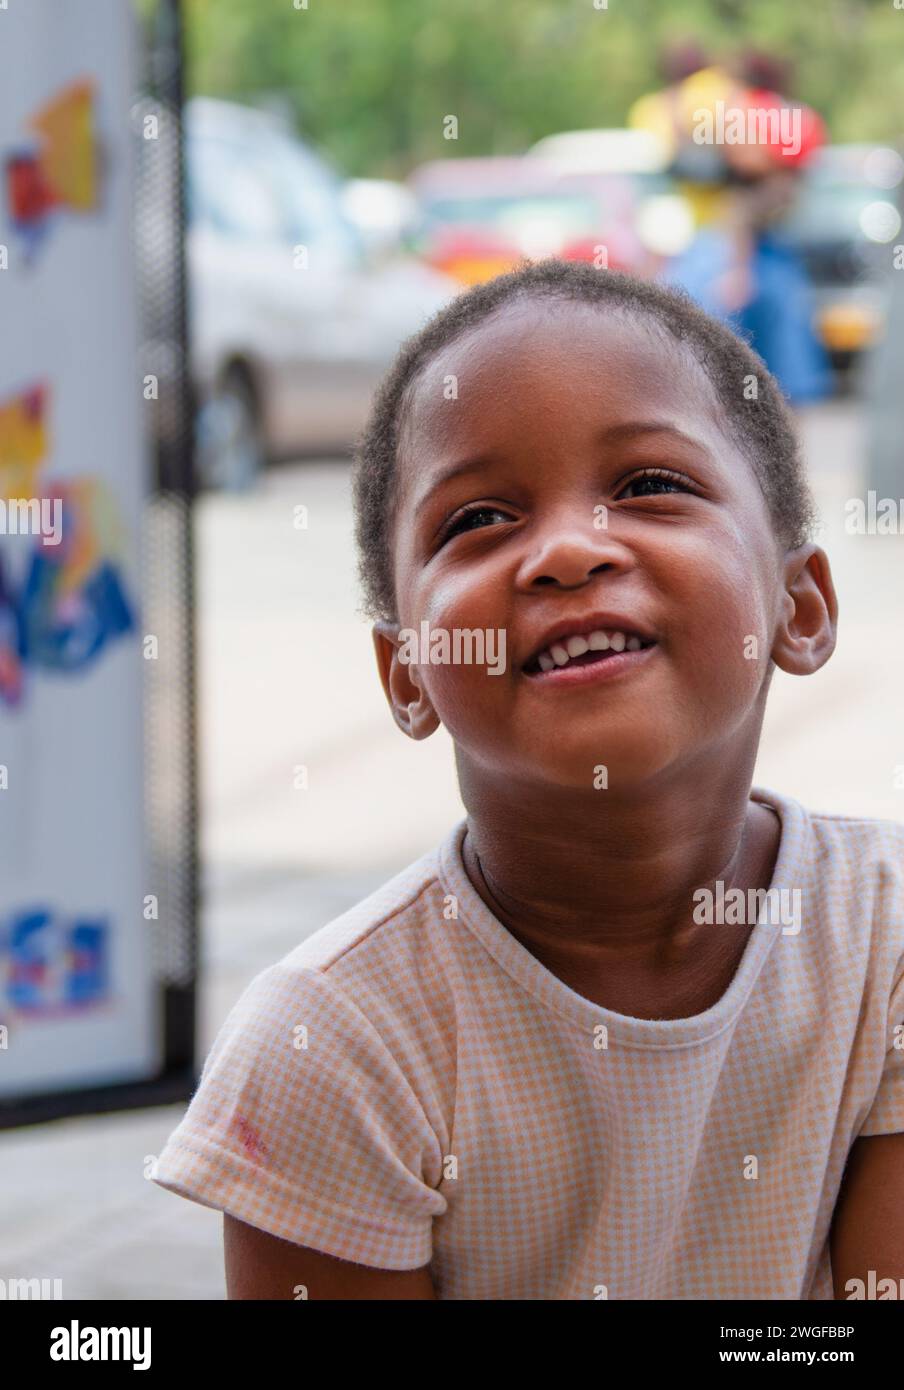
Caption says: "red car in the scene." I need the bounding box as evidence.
[408,156,650,286]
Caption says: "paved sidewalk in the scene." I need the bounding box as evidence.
[2,400,902,1299]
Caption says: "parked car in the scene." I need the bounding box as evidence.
[527,127,669,182]
[181,99,456,486]
[527,128,696,262]
[339,177,422,262]
[408,155,658,287]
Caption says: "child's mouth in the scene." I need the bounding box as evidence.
[522,628,658,686]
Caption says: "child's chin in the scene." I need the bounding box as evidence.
[537,735,678,793]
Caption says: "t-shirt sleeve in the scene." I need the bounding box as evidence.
[151,961,448,1270]
[859,959,904,1138]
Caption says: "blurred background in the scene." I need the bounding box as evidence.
[2,0,904,1298]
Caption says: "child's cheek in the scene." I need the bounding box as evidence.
[408,582,512,737]
[431,663,498,738]
[678,560,773,711]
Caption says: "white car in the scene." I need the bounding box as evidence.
[183,99,455,486]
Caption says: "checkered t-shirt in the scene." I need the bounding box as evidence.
[152,787,904,1299]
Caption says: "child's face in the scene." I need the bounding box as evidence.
[378,297,832,793]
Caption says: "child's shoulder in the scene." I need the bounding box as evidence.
[803,797,904,878]
[762,787,904,981]
[749,788,904,969]
[280,830,456,977]
[153,838,458,1263]
[758,784,904,876]
[226,825,466,1054]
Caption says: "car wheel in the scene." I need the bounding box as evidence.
[196,366,265,491]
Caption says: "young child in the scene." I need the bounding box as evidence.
[152,261,904,1300]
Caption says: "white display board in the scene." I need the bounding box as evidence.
[0,0,159,1096]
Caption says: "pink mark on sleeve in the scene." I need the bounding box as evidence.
[231,1113,270,1163]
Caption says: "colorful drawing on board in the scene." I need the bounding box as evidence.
[0,906,109,1017]
[0,383,136,708]
[4,78,101,263]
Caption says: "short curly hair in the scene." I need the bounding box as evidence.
[352,259,816,623]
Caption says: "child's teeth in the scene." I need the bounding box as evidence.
[533,630,649,671]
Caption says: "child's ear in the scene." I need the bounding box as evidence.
[372,620,441,740]
[771,544,838,676]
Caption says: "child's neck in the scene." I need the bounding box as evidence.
[458,780,782,1020]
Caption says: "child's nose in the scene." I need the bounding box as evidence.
[516,517,636,590]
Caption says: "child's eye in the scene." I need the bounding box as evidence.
[616,468,695,500]
[439,503,513,544]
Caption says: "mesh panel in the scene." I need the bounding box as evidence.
[133,0,198,1003]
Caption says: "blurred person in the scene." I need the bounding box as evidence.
[151,262,904,1300]
[664,49,832,405]
[628,41,739,231]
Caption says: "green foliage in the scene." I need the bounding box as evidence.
[183,0,904,175]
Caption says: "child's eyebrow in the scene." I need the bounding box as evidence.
[412,456,494,519]
[597,421,709,452]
